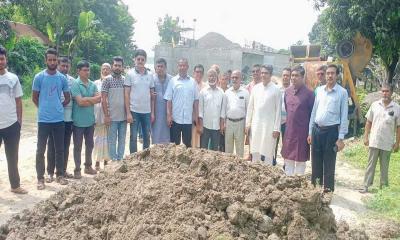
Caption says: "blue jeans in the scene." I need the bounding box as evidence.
[130,112,150,153]
[108,121,127,160]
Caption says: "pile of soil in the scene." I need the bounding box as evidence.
[0,144,367,240]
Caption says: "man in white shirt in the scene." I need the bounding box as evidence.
[0,46,27,194]
[224,70,249,157]
[124,49,155,153]
[164,58,199,147]
[198,69,226,150]
[361,83,400,193]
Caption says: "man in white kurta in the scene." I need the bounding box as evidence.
[246,65,281,164]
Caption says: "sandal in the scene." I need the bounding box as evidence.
[37,180,45,190]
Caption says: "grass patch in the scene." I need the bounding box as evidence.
[342,139,400,222]
[22,98,37,124]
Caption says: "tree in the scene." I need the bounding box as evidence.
[308,10,336,57]
[311,0,400,83]
[157,15,181,44]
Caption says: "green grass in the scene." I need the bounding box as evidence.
[342,140,400,222]
[22,98,37,124]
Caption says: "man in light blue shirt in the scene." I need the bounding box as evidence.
[164,58,199,147]
[307,64,348,192]
[32,48,70,190]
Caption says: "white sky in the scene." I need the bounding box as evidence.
[123,0,321,57]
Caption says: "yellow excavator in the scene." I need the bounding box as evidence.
[290,32,373,136]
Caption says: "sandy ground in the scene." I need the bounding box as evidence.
[0,125,399,238]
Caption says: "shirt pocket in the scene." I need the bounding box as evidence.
[327,98,340,115]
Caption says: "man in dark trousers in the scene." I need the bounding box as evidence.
[308,64,348,192]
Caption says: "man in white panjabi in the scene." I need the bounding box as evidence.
[246,65,281,164]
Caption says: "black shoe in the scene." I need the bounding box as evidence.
[359,187,368,194]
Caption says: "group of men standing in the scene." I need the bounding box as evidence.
[1,44,398,195]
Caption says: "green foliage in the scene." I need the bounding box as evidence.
[308,10,336,57]
[311,0,400,83]
[157,15,181,44]
[342,140,400,221]
[90,63,100,81]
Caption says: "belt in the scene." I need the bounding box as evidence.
[315,124,339,130]
[228,117,244,122]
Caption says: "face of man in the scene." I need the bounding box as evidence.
[316,69,326,85]
[231,71,241,89]
[219,75,229,89]
[134,55,146,69]
[282,70,291,88]
[155,63,166,77]
[290,71,304,89]
[112,61,123,75]
[260,68,271,85]
[57,62,70,75]
[207,71,218,88]
[193,67,204,82]
[78,67,90,80]
[101,66,111,77]
[252,66,261,82]
[381,87,392,102]
[46,53,58,71]
[326,67,338,86]
[0,54,7,72]
[178,60,189,77]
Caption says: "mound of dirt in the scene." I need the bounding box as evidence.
[0,144,367,240]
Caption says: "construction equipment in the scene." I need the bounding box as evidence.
[290,32,373,136]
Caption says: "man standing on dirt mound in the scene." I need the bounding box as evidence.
[32,48,70,190]
[308,64,348,192]
[0,46,27,194]
[360,83,400,193]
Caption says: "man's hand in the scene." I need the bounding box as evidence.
[197,124,203,135]
[167,114,173,128]
[272,131,280,139]
[245,127,250,136]
[126,112,133,124]
[307,135,312,145]
[336,139,345,152]
[393,142,399,152]
[151,113,155,124]
[363,135,369,146]
[104,116,111,126]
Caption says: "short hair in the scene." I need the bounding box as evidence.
[261,64,273,75]
[194,64,204,74]
[227,69,232,75]
[155,58,167,67]
[101,63,111,69]
[291,65,305,77]
[381,82,394,92]
[252,64,261,69]
[222,71,231,78]
[282,67,291,73]
[327,64,340,75]
[58,56,70,64]
[134,49,147,59]
[77,60,90,70]
[207,68,218,77]
[178,58,189,65]
[0,45,7,56]
[113,56,124,65]
[316,65,327,72]
[45,48,58,59]
[210,64,220,75]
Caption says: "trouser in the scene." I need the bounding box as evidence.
[273,123,286,165]
[109,121,127,160]
[0,122,21,189]
[170,121,192,147]
[36,122,65,180]
[363,147,391,188]
[285,159,306,176]
[311,124,338,192]
[47,121,73,176]
[130,112,150,153]
[73,125,94,172]
[225,119,245,157]
[200,127,220,151]
[219,131,225,152]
